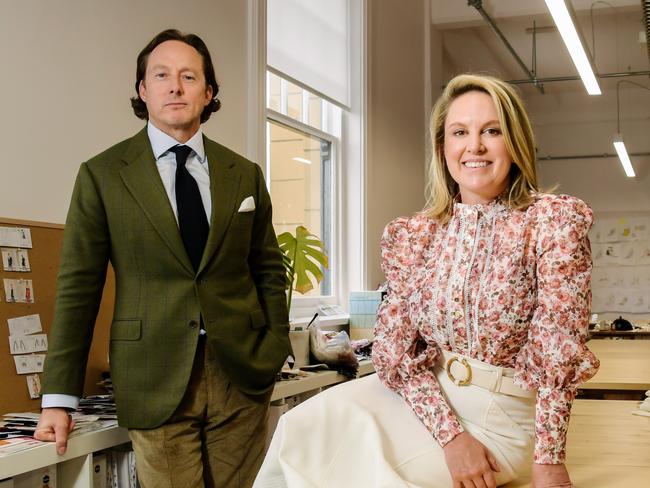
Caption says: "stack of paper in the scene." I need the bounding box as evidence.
[633,390,650,417]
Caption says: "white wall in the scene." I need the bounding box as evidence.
[0,0,256,224]
[530,86,650,212]
[365,0,429,288]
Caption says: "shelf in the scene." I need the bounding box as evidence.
[0,425,130,480]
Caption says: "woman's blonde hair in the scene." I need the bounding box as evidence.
[423,73,539,222]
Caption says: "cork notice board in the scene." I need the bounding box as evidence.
[0,217,115,414]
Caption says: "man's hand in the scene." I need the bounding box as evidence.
[34,407,76,455]
[443,431,500,488]
[532,463,573,487]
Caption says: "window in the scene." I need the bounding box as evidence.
[264,0,366,317]
[267,72,329,131]
[267,120,332,295]
[266,71,341,301]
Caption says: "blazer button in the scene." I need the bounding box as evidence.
[189,320,199,329]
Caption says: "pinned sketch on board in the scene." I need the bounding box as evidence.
[1,248,17,271]
[26,374,41,399]
[13,354,45,375]
[590,215,650,314]
[3,278,34,303]
[7,314,42,336]
[1,248,31,272]
[8,333,48,354]
[0,226,32,248]
[5,314,49,381]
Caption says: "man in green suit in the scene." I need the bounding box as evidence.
[35,29,290,488]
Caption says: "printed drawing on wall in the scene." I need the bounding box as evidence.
[590,216,650,314]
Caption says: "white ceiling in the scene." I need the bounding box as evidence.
[430,0,650,207]
[431,0,640,27]
[432,0,648,94]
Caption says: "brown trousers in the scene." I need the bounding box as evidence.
[128,336,272,488]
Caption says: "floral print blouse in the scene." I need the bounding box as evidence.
[371,193,599,464]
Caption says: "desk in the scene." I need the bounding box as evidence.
[504,400,650,487]
[582,340,650,390]
[271,359,375,402]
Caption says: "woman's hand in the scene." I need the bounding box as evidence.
[532,463,573,487]
[443,431,500,488]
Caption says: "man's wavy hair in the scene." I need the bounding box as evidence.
[130,29,221,123]
[423,74,539,223]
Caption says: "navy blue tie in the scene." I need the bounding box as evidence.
[171,145,209,272]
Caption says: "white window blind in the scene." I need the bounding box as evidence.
[267,0,350,108]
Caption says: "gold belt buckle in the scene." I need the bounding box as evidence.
[446,357,472,386]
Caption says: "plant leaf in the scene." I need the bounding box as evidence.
[280,248,294,288]
[278,226,328,295]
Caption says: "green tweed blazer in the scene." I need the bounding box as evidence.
[42,128,290,429]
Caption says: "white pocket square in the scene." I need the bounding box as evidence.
[238,196,256,212]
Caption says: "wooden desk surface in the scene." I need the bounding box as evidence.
[582,340,650,390]
[590,329,650,339]
[504,399,650,487]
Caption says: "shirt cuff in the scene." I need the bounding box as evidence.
[435,415,465,447]
[534,387,576,464]
[401,380,465,447]
[41,393,80,411]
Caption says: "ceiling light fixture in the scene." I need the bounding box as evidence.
[292,157,312,165]
[612,139,635,177]
[613,80,650,178]
[544,0,601,95]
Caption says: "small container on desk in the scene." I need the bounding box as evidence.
[349,291,383,340]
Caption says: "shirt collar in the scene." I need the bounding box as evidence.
[147,121,206,162]
[452,194,507,219]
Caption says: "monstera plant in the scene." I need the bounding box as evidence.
[277,226,328,310]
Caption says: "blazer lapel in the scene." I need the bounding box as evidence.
[119,128,194,275]
[198,136,242,274]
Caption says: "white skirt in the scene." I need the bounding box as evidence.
[254,361,535,488]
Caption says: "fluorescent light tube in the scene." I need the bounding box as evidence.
[613,140,636,177]
[545,0,601,95]
[292,157,312,165]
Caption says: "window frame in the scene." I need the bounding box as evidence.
[265,107,341,316]
[258,0,368,320]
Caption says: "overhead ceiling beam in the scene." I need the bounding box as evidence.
[507,70,650,85]
[467,0,545,93]
[431,0,639,27]
[538,151,650,160]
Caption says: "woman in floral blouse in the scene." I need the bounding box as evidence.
[255,74,598,488]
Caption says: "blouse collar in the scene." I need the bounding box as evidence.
[452,194,507,219]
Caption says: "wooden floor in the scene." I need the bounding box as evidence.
[503,400,650,487]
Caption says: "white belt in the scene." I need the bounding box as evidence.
[436,349,536,399]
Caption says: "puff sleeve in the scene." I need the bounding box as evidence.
[371,217,464,447]
[514,195,600,464]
